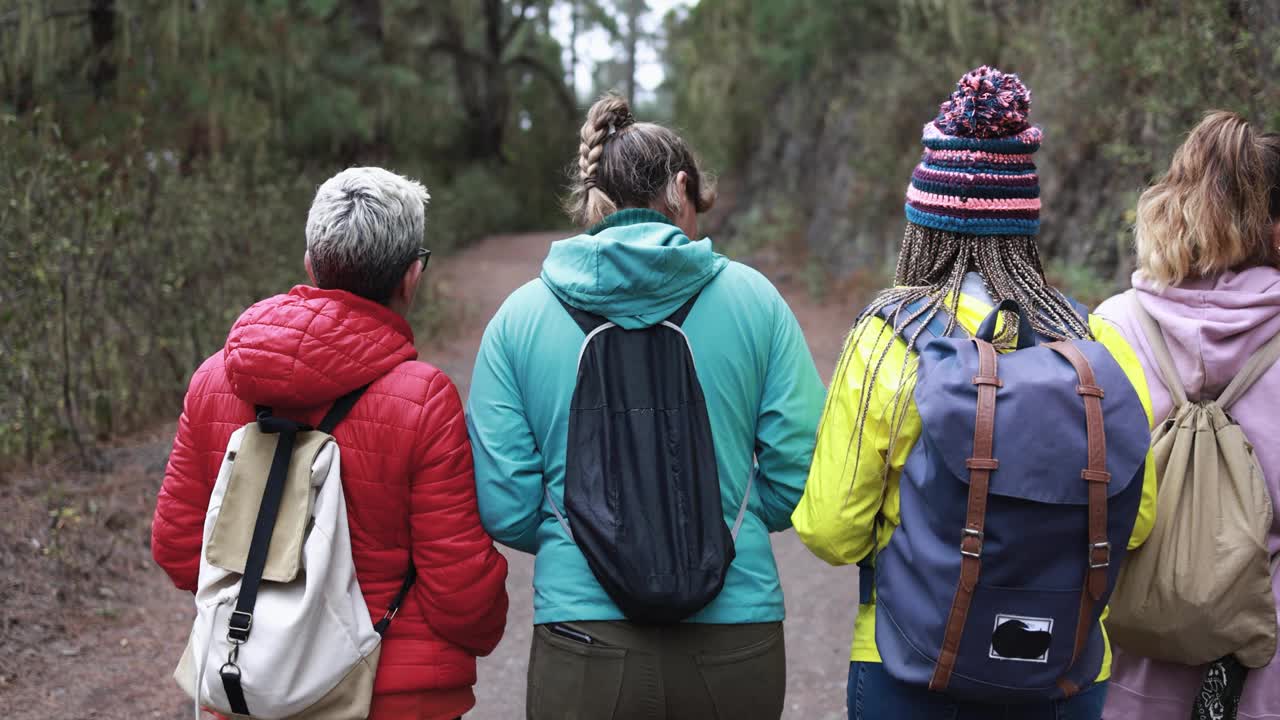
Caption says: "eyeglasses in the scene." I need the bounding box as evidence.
[412,248,431,271]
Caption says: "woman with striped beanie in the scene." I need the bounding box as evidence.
[905,88,1044,237]
[792,66,1158,719]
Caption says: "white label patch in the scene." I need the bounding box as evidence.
[989,613,1053,663]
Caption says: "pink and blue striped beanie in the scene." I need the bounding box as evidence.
[905,65,1042,236]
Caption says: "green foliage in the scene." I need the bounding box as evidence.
[666,0,891,172]
[1046,261,1115,311]
[0,111,306,462]
[668,0,1280,289]
[717,202,802,259]
[0,0,576,464]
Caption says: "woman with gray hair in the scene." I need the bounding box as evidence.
[153,167,509,720]
[468,95,825,719]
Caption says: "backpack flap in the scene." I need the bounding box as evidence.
[205,425,332,582]
[914,336,1149,506]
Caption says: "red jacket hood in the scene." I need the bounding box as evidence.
[223,285,418,408]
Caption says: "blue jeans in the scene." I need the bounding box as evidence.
[847,662,1108,720]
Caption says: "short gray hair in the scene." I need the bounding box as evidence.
[305,167,431,304]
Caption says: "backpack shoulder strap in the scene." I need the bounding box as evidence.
[319,382,414,636]
[1063,294,1090,323]
[1127,290,1189,408]
[1217,330,1280,410]
[665,291,703,327]
[318,384,370,434]
[1055,292,1092,338]
[875,298,962,353]
[373,563,417,635]
[553,291,611,335]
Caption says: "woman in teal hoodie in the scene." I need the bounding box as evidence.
[467,95,825,719]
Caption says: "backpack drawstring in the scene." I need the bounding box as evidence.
[193,596,233,720]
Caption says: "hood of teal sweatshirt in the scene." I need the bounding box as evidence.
[540,209,729,329]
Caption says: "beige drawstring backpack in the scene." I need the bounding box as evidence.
[1108,291,1280,668]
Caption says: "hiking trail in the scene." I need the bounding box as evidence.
[1,231,857,720]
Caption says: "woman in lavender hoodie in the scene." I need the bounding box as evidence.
[1097,111,1280,719]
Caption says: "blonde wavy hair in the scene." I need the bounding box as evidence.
[1135,111,1280,288]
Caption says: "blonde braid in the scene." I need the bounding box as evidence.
[570,94,635,226]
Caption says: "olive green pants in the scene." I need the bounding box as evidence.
[526,620,785,720]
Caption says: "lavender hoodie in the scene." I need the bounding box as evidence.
[1096,266,1280,720]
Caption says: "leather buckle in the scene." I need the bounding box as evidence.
[960,528,984,558]
[1089,541,1111,569]
[972,375,1004,388]
[1076,384,1105,398]
[1081,469,1111,483]
[966,458,1000,471]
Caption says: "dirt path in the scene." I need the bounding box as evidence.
[1,231,859,720]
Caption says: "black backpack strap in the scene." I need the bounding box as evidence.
[222,412,309,715]
[554,293,611,335]
[318,384,370,434]
[220,385,370,715]
[374,564,418,635]
[664,291,703,327]
[324,383,416,637]
[251,384,368,432]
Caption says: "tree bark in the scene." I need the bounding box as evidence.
[428,0,575,163]
[350,0,383,45]
[623,0,642,101]
[569,0,580,100]
[88,0,116,100]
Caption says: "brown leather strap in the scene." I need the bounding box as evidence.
[1045,341,1111,694]
[929,339,1000,692]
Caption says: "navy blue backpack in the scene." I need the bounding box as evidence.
[869,298,1150,702]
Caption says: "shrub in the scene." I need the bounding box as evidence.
[0,112,447,464]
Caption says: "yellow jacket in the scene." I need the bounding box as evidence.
[792,291,1157,682]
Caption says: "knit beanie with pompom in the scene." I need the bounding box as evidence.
[905,65,1042,236]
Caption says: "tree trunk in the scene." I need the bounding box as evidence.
[88,0,116,100]
[350,0,383,45]
[569,0,580,100]
[623,0,641,101]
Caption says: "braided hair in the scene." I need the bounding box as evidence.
[565,94,715,227]
[823,221,1094,503]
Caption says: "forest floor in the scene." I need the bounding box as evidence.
[0,231,862,720]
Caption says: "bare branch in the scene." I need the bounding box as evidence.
[423,38,489,67]
[505,53,576,117]
[500,0,536,50]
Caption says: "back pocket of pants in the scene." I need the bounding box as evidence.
[528,624,627,720]
[695,625,786,720]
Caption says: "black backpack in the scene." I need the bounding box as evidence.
[547,289,750,623]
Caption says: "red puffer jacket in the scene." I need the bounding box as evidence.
[152,285,508,706]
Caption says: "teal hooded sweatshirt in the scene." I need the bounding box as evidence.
[467,209,825,625]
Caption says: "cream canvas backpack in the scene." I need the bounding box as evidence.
[174,386,414,719]
[1108,292,1280,668]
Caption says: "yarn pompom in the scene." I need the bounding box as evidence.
[933,66,1031,139]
